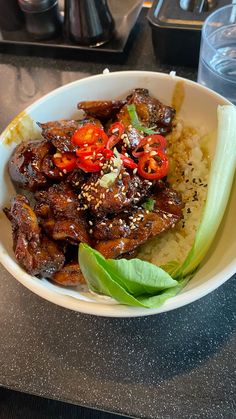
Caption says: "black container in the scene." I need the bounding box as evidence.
[64,0,115,47]
[0,0,24,31]
[18,0,62,40]
[147,0,230,67]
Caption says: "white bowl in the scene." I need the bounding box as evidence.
[0,71,235,317]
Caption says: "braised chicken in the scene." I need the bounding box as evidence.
[93,186,184,258]
[52,262,86,286]
[9,139,53,191]
[4,88,182,287]
[38,118,102,153]
[35,182,90,244]
[4,195,65,277]
[118,88,175,135]
[77,100,126,120]
[78,169,154,218]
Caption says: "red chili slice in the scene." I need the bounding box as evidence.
[107,135,120,150]
[72,123,108,147]
[132,134,167,158]
[102,148,114,159]
[108,121,125,137]
[76,155,103,173]
[75,144,102,157]
[120,154,138,170]
[53,152,77,172]
[107,122,125,149]
[76,147,114,173]
[137,149,169,180]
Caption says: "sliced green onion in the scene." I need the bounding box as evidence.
[127,104,158,135]
[142,198,155,211]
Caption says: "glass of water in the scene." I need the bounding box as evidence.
[197,4,236,105]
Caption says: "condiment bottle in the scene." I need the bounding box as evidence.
[18,0,62,40]
[64,0,115,46]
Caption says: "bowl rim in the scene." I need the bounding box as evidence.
[0,70,235,317]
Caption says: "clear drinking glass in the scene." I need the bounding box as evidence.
[197,4,236,105]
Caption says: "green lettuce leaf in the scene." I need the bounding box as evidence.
[79,243,181,308]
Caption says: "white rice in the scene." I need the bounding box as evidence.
[138,118,210,267]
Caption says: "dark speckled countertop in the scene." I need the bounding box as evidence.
[0,9,235,419]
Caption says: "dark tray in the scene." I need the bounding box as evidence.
[147,0,230,67]
[0,0,143,61]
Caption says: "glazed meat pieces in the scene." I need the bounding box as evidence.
[78,169,154,218]
[4,195,65,277]
[35,182,79,219]
[8,139,53,191]
[35,182,91,244]
[52,262,86,286]
[77,88,175,136]
[41,218,90,244]
[117,88,175,135]
[66,169,87,190]
[39,118,102,153]
[77,100,126,121]
[4,195,86,286]
[5,88,185,287]
[93,186,184,259]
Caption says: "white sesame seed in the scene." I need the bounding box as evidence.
[150,150,157,156]
[53,152,62,158]
[112,128,119,134]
